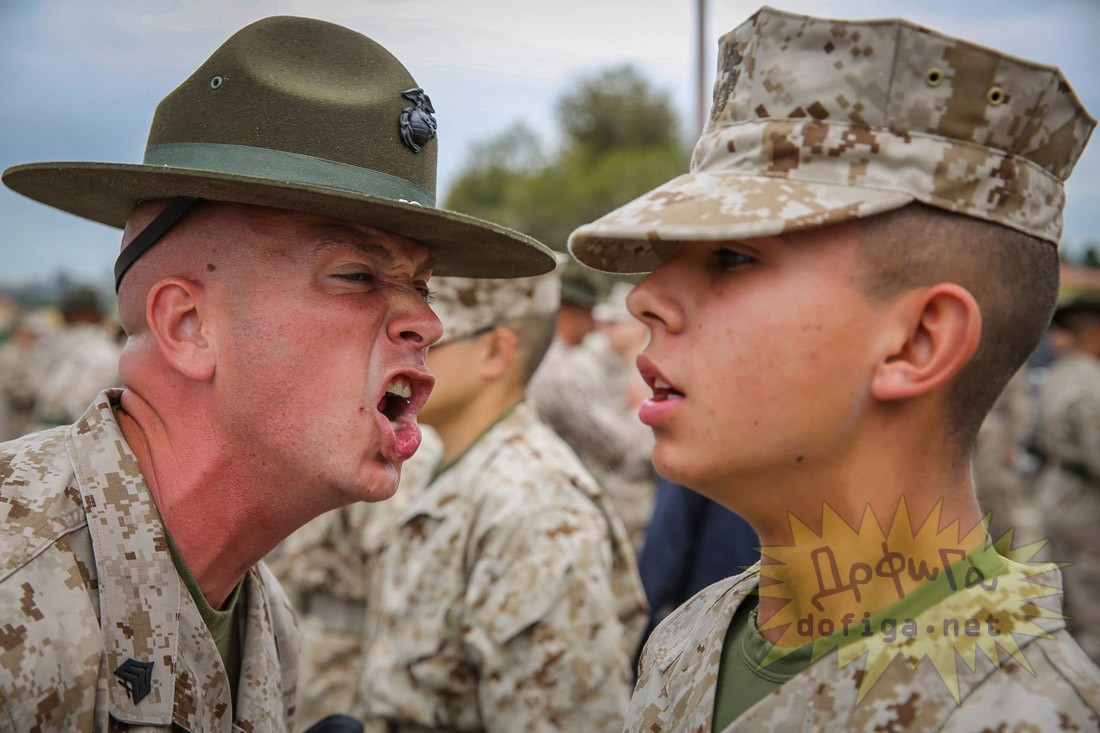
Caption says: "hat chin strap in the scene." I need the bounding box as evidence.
[114,196,200,291]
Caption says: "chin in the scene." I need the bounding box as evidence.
[338,463,400,504]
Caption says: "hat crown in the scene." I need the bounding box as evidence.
[704,7,1094,180]
[147,16,436,195]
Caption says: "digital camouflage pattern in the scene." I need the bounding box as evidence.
[430,272,560,345]
[1033,352,1100,664]
[972,370,1037,541]
[0,391,298,732]
[361,401,647,732]
[529,339,656,553]
[273,427,442,730]
[627,563,1100,732]
[569,6,1096,273]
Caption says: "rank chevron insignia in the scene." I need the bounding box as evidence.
[115,658,155,704]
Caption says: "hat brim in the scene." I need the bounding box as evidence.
[3,162,555,278]
[568,171,913,274]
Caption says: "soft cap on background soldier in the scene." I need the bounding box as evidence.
[569,5,1095,273]
[429,269,562,345]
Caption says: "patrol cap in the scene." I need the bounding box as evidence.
[569,6,1096,274]
[430,270,561,345]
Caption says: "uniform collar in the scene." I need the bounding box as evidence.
[65,389,179,726]
[428,399,532,484]
[66,390,293,731]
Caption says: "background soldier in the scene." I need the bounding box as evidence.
[28,286,121,431]
[271,427,442,730]
[530,268,657,553]
[1033,290,1100,664]
[361,272,647,733]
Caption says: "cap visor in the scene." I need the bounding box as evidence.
[3,162,555,278]
[569,171,913,273]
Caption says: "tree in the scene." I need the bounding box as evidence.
[1083,243,1100,269]
[444,65,689,251]
[557,65,681,156]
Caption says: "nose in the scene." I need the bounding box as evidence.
[627,263,683,335]
[389,291,443,349]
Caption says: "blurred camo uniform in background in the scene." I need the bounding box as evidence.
[529,265,657,553]
[360,271,647,733]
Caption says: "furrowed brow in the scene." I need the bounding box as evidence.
[312,224,433,275]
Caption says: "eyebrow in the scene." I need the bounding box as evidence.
[312,224,436,275]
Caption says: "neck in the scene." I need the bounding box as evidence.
[117,388,296,609]
[722,426,985,647]
[433,389,524,465]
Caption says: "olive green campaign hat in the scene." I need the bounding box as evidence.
[2,16,555,285]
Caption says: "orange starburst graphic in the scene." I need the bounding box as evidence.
[754,499,1063,702]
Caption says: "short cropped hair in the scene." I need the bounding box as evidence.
[504,311,558,385]
[853,203,1059,447]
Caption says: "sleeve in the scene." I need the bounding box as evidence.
[462,507,634,733]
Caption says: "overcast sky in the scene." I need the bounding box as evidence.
[2,0,1099,286]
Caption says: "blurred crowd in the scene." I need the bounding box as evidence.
[0,286,122,442]
[2,266,1098,729]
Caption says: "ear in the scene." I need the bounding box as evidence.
[871,284,982,402]
[478,327,519,380]
[145,277,216,382]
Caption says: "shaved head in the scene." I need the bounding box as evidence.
[118,201,291,336]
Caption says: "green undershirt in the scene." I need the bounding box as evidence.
[711,543,1008,730]
[163,524,247,713]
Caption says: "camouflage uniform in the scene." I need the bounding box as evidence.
[973,370,1037,541]
[564,5,1100,730]
[0,391,298,731]
[1033,351,1100,663]
[30,324,121,430]
[361,400,648,732]
[273,428,442,730]
[627,564,1100,731]
[0,315,55,440]
[529,337,656,552]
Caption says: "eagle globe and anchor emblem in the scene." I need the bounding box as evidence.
[399,87,437,153]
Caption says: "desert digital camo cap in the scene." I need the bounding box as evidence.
[430,270,561,345]
[2,16,555,281]
[569,6,1096,274]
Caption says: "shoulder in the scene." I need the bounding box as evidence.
[469,404,604,517]
[942,629,1100,729]
[0,427,86,582]
[643,569,759,671]
[0,431,102,728]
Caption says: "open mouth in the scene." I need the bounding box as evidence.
[651,376,685,401]
[378,375,413,423]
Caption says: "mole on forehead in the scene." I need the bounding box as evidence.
[310,223,435,273]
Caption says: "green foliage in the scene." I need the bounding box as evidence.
[557,65,681,155]
[1084,244,1100,269]
[444,65,689,250]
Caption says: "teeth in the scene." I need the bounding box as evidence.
[386,376,412,399]
[653,377,672,390]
